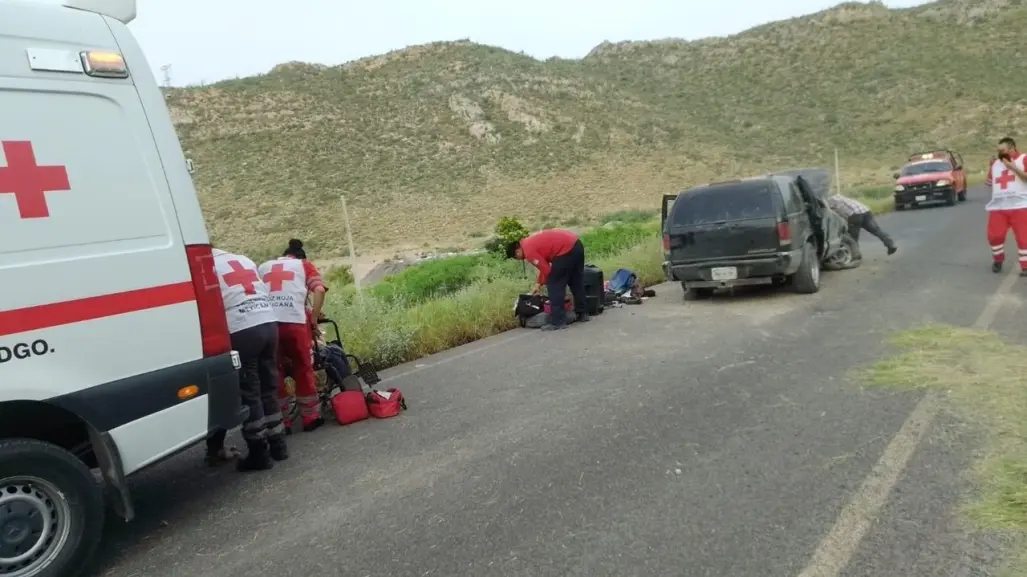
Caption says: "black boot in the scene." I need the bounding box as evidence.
[237,439,274,472]
[268,434,289,461]
[993,261,1004,274]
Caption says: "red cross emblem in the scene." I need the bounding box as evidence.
[263,263,295,292]
[0,141,71,219]
[997,169,1017,191]
[222,260,260,295]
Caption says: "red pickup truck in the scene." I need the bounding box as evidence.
[892,150,968,210]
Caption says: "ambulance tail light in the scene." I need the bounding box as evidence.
[185,244,232,358]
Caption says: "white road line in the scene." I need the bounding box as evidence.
[796,266,1020,577]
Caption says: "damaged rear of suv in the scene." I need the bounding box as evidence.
[661,173,849,299]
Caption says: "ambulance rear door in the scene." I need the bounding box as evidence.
[0,2,209,473]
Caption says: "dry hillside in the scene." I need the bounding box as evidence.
[166,0,1027,258]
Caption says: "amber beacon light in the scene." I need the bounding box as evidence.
[80,51,130,78]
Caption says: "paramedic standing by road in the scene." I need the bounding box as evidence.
[506,229,589,331]
[827,194,898,259]
[260,239,328,432]
[210,249,289,470]
[983,137,1027,275]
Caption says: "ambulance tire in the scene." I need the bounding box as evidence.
[0,438,104,577]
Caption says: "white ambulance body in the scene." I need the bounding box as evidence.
[0,1,244,575]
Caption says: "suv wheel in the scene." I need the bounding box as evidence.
[946,189,957,206]
[791,241,821,294]
[682,283,714,300]
[0,439,104,577]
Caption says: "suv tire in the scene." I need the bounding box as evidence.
[791,241,821,294]
[946,189,957,206]
[682,283,714,300]
[0,438,105,577]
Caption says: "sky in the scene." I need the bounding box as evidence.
[45,0,929,86]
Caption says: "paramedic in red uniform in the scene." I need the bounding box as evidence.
[506,229,590,331]
[209,249,289,469]
[984,137,1027,275]
[260,239,327,432]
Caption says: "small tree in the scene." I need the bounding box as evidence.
[485,216,530,256]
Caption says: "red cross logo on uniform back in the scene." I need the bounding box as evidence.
[0,141,71,219]
[997,169,1017,191]
[223,260,259,295]
[263,263,295,292]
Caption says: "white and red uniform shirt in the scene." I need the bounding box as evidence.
[986,154,1027,211]
[212,249,276,334]
[258,256,326,325]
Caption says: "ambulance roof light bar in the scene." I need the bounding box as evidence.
[62,0,136,24]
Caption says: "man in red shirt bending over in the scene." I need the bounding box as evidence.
[506,229,590,331]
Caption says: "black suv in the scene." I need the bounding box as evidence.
[661,170,855,299]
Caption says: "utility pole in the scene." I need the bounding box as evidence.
[160,64,172,88]
[340,195,361,295]
[834,148,842,195]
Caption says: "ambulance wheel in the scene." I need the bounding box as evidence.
[958,191,967,202]
[0,439,104,577]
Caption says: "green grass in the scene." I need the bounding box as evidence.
[322,223,664,369]
[168,0,1020,259]
[865,325,1027,576]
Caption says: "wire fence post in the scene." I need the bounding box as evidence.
[340,195,361,296]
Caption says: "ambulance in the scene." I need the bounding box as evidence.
[0,1,245,575]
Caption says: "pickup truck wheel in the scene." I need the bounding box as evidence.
[791,241,821,294]
[958,190,967,202]
[0,439,104,577]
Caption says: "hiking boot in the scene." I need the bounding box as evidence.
[268,434,289,461]
[236,439,274,472]
[993,261,1004,274]
[887,246,897,255]
[576,313,591,323]
[540,324,568,331]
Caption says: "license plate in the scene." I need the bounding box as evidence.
[711,267,738,281]
[915,195,927,201]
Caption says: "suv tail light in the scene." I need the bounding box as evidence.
[776,221,792,246]
[662,233,671,251]
[185,244,232,358]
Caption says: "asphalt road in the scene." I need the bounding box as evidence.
[90,186,1018,577]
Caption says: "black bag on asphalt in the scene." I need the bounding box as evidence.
[583,264,605,316]
[514,293,546,327]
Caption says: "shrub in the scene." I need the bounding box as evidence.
[579,222,659,258]
[323,264,354,286]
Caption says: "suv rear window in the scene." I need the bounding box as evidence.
[670,181,778,226]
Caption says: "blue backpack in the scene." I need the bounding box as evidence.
[608,268,637,294]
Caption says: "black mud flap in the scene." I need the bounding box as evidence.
[88,427,135,522]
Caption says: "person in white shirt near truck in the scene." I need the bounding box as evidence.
[208,248,290,470]
[983,137,1027,275]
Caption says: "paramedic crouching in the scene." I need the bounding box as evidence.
[208,248,289,471]
[506,229,589,331]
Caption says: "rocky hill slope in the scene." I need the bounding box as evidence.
[167,0,1026,258]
